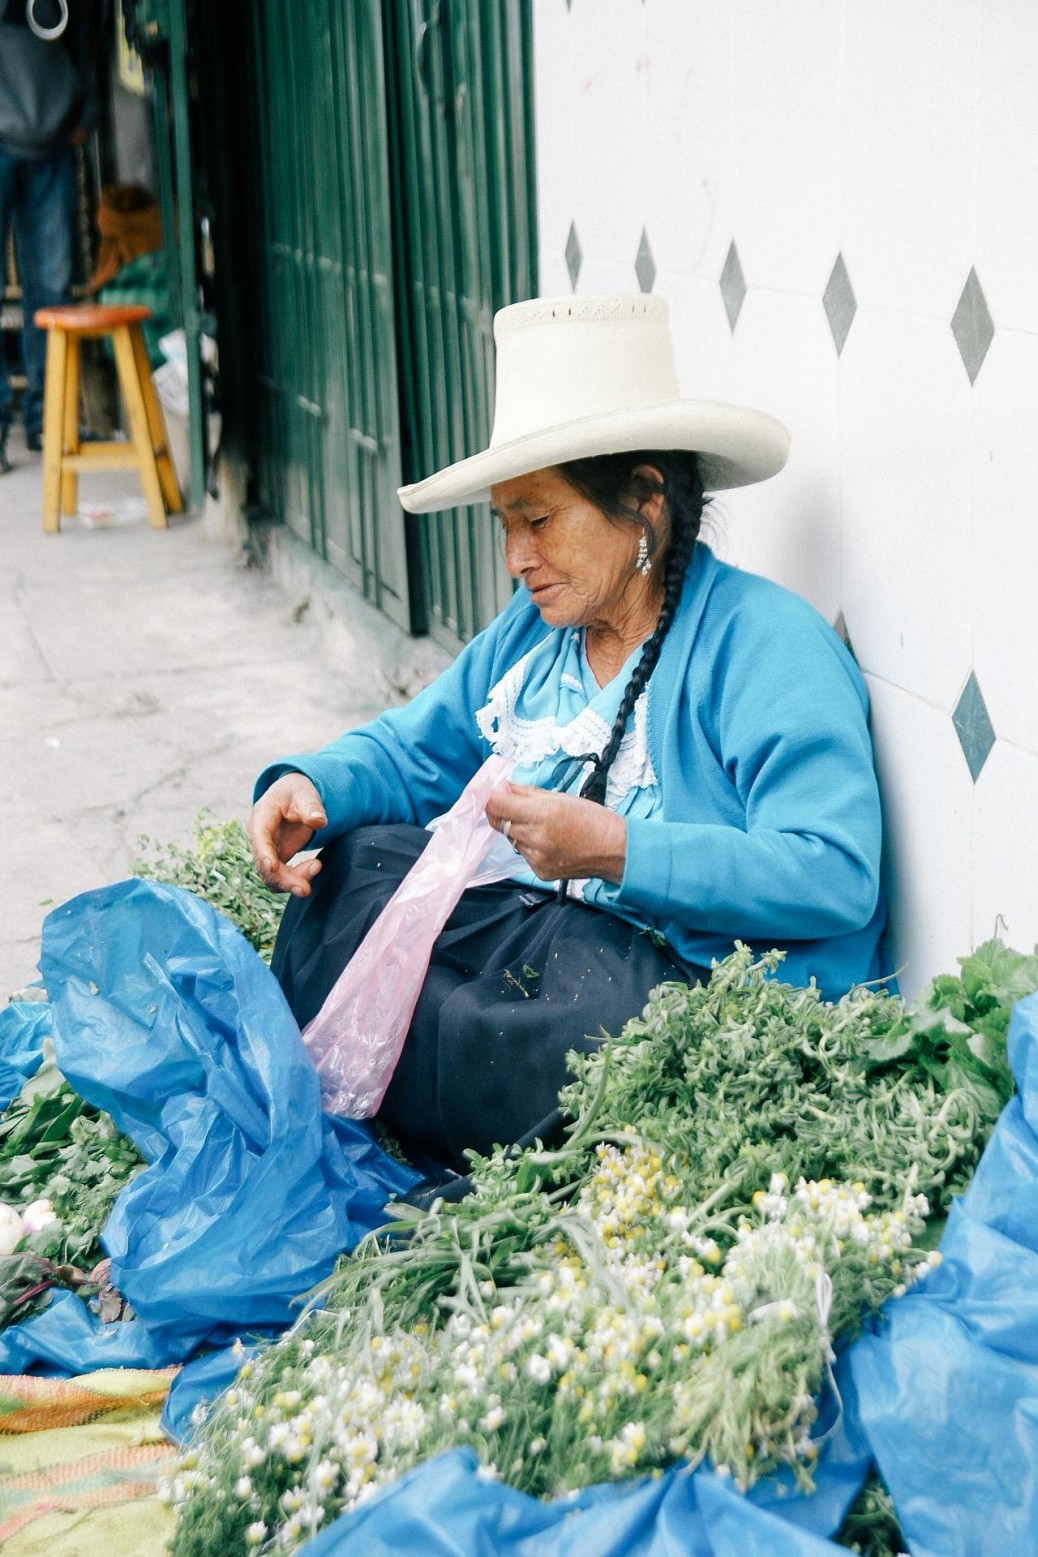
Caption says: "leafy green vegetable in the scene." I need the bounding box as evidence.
[836,1469,907,1556]
[859,938,1037,1146]
[0,1046,144,1323]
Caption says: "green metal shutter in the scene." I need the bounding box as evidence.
[248,0,412,631]
[386,0,536,652]
[181,0,536,645]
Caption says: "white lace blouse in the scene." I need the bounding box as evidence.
[474,626,662,908]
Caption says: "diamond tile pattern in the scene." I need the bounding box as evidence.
[953,670,996,781]
[565,221,582,291]
[823,253,857,356]
[720,240,746,332]
[950,268,995,385]
[635,228,656,293]
[833,609,857,661]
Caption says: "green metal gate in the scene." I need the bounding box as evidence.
[386,0,537,650]
[126,1,535,645]
[247,0,412,630]
[242,0,536,646]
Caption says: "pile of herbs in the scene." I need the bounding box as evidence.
[167,939,1037,1557]
[134,810,285,962]
[0,1044,145,1327]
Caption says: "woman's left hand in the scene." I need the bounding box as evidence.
[485,782,627,885]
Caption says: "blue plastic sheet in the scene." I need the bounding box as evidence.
[0,1287,174,1374]
[4,879,419,1365]
[294,1447,851,1557]
[0,999,49,1111]
[161,1340,265,1441]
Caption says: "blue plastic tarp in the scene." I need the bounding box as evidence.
[293,1446,856,1557]
[0,998,49,1111]
[1,879,418,1370]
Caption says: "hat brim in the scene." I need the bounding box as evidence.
[397,399,790,514]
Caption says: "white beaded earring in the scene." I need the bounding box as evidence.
[636,531,652,576]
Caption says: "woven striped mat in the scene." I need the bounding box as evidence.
[0,1368,178,1554]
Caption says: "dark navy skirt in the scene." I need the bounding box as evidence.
[272,824,697,1172]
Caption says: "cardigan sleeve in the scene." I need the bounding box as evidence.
[617,590,883,947]
[253,588,539,843]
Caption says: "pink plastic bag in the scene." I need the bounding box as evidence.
[302,753,514,1118]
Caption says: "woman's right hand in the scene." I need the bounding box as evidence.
[247,773,328,896]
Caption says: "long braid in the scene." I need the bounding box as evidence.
[553,450,706,900]
[561,450,706,806]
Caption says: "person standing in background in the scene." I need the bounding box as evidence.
[0,0,97,473]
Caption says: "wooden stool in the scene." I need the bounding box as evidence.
[33,303,183,533]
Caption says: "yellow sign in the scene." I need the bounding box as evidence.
[116,0,147,95]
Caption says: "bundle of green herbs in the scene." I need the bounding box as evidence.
[167,938,1037,1557]
[0,1044,145,1327]
[134,810,286,963]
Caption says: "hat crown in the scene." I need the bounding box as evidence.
[489,294,679,448]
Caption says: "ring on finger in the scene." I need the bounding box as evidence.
[501,818,513,841]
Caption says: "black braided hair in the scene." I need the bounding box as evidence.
[555,449,707,806]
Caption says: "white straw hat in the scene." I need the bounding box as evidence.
[397,294,790,514]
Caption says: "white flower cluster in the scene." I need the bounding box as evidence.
[732,1171,938,1297]
[165,1333,432,1551]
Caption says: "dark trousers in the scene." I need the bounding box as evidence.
[272,824,697,1172]
[0,145,77,440]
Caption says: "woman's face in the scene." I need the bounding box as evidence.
[490,466,656,634]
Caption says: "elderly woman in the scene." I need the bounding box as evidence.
[248,295,890,1172]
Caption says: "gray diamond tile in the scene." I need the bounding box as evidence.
[823,253,857,357]
[951,268,995,386]
[720,240,746,332]
[635,228,656,294]
[833,609,857,661]
[565,221,582,291]
[953,670,996,781]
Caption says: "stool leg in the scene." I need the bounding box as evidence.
[41,329,68,534]
[129,325,183,515]
[112,325,167,529]
[61,336,81,517]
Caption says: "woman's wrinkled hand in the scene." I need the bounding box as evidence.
[485,782,627,885]
[247,773,328,897]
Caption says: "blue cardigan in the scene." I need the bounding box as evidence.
[256,544,891,998]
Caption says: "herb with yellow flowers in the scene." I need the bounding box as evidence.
[167,940,1036,1557]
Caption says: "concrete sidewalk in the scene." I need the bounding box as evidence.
[0,425,443,999]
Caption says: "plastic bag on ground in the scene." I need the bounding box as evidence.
[0,1001,50,1112]
[28,879,418,1359]
[303,753,513,1117]
[292,1443,860,1557]
[0,1288,175,1374]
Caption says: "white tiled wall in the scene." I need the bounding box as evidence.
[533,0,1038,994]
